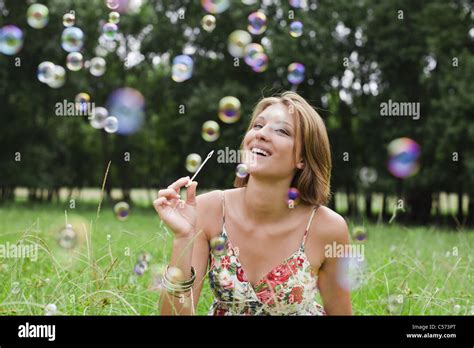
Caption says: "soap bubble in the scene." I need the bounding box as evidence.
[105,0,130,13]
[210,236,227,256]
[171,55,193,82]
[337,257,367,291]
[109,11,120,24]
[37,61,56,84]
[63,13,75,27]
[288,62,305,85]
[201,0,230,14]
[247,11,267,35]
[235,163,249,179]
[75,92,91,114]
[61,27,84,52]
[201,14,216,32]
[106,87,145,135]
[289,21,303,37]
[66,52,84,71]
[44,303,57,316]
[244,43,264,67]
[387,294,404,314]
[58,224,77,249]
[201,120,220,142]
[134,261,148,276]
[114,201,130,221]
[359,167,378,186]
[250,53,268,73]
[289,0,307,9]
[27,4,49,29]
[90,106,109,129]
[352,226,367,243]
[104,116,119,133]
[185,153,202,173]
[228,30,252,58]
[218,96,241,124]
[47,65,66,89]
[387,138,421,179]
[89,57,106,76]
[137,252,152,264]
[102,22,118,40]
[0,25,23,55]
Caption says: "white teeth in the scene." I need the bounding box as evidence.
[251,147,269,156]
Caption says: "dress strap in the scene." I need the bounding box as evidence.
[302,205,319,247]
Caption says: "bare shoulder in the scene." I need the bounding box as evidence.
[195,189,224,240]
[312,205,350,244]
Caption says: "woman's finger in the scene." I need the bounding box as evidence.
[185,181,198,206]
[167,176,191,193]
[157,188,181,200]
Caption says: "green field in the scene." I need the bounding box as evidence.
[0,202,472,316]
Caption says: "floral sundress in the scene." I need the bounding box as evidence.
[207,193,326,316]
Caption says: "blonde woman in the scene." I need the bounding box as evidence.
[154,91,352,315]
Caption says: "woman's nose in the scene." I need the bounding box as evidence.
[255,124,270,141]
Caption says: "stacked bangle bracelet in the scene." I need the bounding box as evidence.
[162,265,196,297]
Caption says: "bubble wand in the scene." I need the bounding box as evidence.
[185,150,214,187]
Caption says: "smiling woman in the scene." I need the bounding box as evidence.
[154,91,352,316]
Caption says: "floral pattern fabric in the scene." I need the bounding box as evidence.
[207,226,326,316]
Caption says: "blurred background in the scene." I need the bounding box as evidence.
[0,0,473,227]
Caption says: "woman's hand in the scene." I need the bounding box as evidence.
[153,176,198,239]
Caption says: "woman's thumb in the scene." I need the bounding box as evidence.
[186,181,198,205]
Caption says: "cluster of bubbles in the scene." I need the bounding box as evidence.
[387,137,421,179]
[0,25,24,55]
[210,236,227,256]
[185,153,202,173]
[247,11,267,35]
[289,0,308,9]
[114,201,130,221]
[235,163,249,179]
[27,4,49,29]
[106,87,145,135]
[134,252,152,276]
[201,120,220,142]
[244,43,268,73]
[89,106,108,129]
[58,224,77,249]
[288,62,305,85]
[228,30,252,58]
[171,55,194,82]
[201,14,216,32]
[102,10,120,41]
[201,0,230,14]
[352,226,367,243]
[37,61,66,88]
[44,303,58,316]
[359,167,378,187]
[287,187,300,208]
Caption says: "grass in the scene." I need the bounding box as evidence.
[0,201,472,316]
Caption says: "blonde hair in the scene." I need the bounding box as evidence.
[234,91,332,206]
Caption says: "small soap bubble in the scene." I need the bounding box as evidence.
[201,14,216,32]
[137,252,152,264]
[44,303,57,316]
[47,65,66,89]
[210,236,227,256]
[11,281,20,294]
[134,261,147,276]
[108,11,120,24]
[244,43,264,67]
[63,13,75,27]
[27,4,49,29]
[453,304,461,314]
[102,22,118,40]
[387,294,404,314]
[359,167,378,186]
[247,11,267,35]
[66,52,84,71]
[228,30,252,58]
[114,201,130,220]
[171,55,193,82]
[61,27,84,52]
[218,96,241,124]
[185,153,202,173]
[89,57,107,76]
[235,163,249,178]
[201,120,220,142]
[104,116,119,133]
[289,20,303,37]
[201,0,230,14]
[289,0,307,9]
[287,62,305,85]
[58,224,77,249]
[387,138,421,179]
[352,226,367,243]
[90,106,109,129]
[75,92,91,113]
[37,61,56,84]
[0,25,23,55]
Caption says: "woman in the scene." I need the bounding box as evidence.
[154,91,352,315]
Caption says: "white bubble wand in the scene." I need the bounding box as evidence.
[185,150,214,188]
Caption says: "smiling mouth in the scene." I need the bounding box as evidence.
[251,147,271,157]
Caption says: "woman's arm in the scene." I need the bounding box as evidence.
[316,211,353,315]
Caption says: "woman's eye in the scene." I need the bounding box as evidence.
[253,123,263,129]
[276,129,289,135]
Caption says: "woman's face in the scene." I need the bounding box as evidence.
[243,103,301,180]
